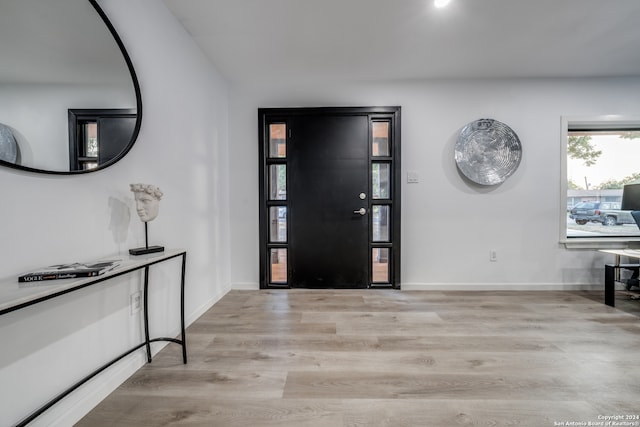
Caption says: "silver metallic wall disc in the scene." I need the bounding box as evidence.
[0,123,18,164]
[454,118,522,186]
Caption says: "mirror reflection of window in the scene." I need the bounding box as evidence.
[80,122,99,170]
[84,123,98,158]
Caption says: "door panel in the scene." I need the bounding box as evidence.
[289,114,369,288]
[98,116,136,164]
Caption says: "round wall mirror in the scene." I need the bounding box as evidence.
[0,0,141,174]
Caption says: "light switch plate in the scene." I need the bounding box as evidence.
[407,171,419,183]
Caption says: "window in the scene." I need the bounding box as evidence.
[562,116,640,244]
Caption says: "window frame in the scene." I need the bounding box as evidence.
[560,115,640,248]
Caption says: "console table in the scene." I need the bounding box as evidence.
[599,249,640,307]
[0,248,187,427]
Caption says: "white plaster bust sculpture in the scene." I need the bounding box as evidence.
[129,183,165,255]
[130,183,163,222]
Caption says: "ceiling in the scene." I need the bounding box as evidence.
[163,0,640,84]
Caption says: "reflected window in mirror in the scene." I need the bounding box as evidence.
[80,122,98,170]
[68,108,137,171]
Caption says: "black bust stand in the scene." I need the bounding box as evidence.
[130,222,164,255]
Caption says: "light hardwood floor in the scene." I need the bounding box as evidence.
[77,290,640,426]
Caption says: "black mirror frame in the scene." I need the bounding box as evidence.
[0,0,142,175]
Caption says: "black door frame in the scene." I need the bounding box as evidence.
[68,108,137,171]
[258,106,401,289]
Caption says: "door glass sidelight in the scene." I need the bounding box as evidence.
[372,205,390,242]
[269,164,287,200]
[264,120,289,286]
[372,162,390,199]
[368,116,396,288]
[270,248,287,283]
[372,121,390,157]
[372,248,390,283]
[269,206,287,242]
[269,123,287,158]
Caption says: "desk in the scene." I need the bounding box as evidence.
[599,249,640,307]
[0,249,187,427]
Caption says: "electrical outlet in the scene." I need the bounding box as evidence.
[130,291,141,315]
[489,250,498,262]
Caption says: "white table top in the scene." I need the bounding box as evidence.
[599,248,640,259]
[0,248,185,315]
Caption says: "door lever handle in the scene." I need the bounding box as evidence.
[353,207,367,216]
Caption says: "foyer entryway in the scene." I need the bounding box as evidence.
[258,107,401,289]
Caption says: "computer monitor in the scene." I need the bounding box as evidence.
[621,183,640,211]
[621,183,640,230]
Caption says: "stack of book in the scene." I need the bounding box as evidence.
[18,259,121,285]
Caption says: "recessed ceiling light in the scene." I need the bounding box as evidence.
[434,0,451,8]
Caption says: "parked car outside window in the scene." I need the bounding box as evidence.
[569,201,636,226]
[569,202,601,225]
[596,202,637,226]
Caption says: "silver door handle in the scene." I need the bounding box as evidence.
[353,208,366,215]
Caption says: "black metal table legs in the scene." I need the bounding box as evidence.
[605,264,615,307]
[14,250,187,426]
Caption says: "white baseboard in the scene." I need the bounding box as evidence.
[400,283,604,291]
[32,351,148,427]
[231,282,604,292]
[231,282,259,290]
[186,284,231,325]
[43,285,231,427]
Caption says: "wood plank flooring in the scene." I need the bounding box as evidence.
[77,290,640,427]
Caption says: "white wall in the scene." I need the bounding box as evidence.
[0,0,230,425]
[229,77,640,290]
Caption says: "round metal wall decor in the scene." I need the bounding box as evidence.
[0,123,18,164]
[454,118,522,186]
